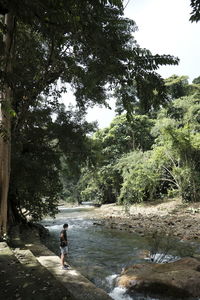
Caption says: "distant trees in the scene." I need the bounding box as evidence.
[68,75,200,205]
[63,112,155,204]
[152,94,200,202]
[165,75,190,99]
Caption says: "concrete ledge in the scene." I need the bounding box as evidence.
[0,242,74,300]
[9,225,113,300]
[36,253,112,300]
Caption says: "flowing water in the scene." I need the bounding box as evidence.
[40,206,198,300]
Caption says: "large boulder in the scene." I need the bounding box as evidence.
[117,257,200,298]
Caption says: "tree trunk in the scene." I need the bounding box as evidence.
[0,13,15,237]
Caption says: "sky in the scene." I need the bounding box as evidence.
[125,0,200,81]
[62,0,200,128]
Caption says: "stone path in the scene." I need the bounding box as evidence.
[0,242,73,300]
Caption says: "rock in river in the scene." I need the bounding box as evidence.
[117,257,200,298]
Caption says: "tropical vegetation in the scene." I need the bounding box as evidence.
[0,0,199,238]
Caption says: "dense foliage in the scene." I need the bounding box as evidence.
[0,0,180,231]
[65,76,200,205]
[9,100,94,221]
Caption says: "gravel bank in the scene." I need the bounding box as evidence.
[93,198,200,241]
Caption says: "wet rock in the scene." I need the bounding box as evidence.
[117,257,200,298]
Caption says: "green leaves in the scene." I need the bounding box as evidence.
[190,0,200,22]
[116,151,159,203]
[152,94,200,202]
[74,75,200,206]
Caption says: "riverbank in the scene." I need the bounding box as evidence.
[0,224,113,300]
[0,225,75,300]
[92,198,200,241]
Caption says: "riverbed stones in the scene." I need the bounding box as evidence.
[93,200,200,241]
[96,212,200,241]
[117,257,200,298]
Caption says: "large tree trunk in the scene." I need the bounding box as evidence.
[0,13,15,237]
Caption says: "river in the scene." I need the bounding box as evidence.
[40,206,197,300]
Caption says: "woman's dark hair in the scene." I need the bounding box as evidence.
[63,223,68,228]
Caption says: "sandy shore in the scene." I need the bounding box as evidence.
[92,198,200,241]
